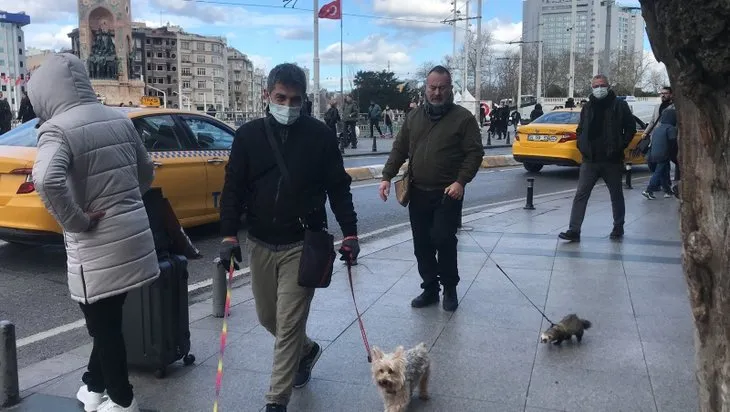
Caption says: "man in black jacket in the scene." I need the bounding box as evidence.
[559,74,636,242]
[18,91,37,123]
[218,63,359,412]
[0,92,12,134]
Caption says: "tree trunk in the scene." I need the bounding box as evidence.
[639,1,730,411]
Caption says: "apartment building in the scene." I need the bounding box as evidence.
[522,0,644,58]
[0,11,30,111]
[177,32,228,112]
[226,47,252,112]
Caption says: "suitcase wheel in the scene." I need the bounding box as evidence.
[154,367,166,379]
[183,354,196,366]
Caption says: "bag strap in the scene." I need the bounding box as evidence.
[262,119,293,186]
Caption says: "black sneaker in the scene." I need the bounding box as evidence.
[558,230,580,242]
[642,190,656,200]
[609,226,624,239]
[266,404,286,412]
[442,287,458,312]
[293,342,321,389]
[411,291,439,308]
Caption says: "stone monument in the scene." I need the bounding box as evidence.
[77,0,143,104]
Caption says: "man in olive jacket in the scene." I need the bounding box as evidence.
[378,65,484,311]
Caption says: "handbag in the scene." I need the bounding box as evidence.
[394,161,412,207]
[262,120,336,288]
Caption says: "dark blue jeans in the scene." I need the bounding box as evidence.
[647,161,672,193]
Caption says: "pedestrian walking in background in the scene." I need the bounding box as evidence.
[558,74,636,242]
[324,99,340,133]
[642,106,677,199]
[643,86,679,192]
[218,63,359,412]
[29,53,159,412]
[18,90,37,123]
[379,65,484,312]
[368,100,385,151]
[529,103,543,122]
[0,92,12,134]
[342,94,359,149]
[384,105,395,137]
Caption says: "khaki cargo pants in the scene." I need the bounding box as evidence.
[249,241,315,406]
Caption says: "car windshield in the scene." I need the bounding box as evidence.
[0,119,39,147]
[531,111,581,125]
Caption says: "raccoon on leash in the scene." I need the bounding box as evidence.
[539,314,592,345]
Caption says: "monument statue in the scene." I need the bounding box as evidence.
[87,28,118,79]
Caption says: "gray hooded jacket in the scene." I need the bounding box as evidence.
[29,53,159,304]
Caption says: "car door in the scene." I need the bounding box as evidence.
[131,114,208,223]
[624,115,649,164]
[177,114,234,216]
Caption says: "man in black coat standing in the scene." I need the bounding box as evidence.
[0,92,12,134]
[558,74,636,242]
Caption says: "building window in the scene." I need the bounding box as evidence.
[197,55,205,63]
[183,80,191,88]
[181,41,189,50]
[135,65,141,73]
[197,42,205,51]
[18,49,22,55]
[171,40,176,46]
[147,77,152,83]
[165,40,170,45]
[182,67,191,75]
[147,63,152,70]
[157,78,165,84]
[18,35,22,42]
[19,62,23,68]
[146,39,151,44]
[146,51,151,57]
[157,65,163,71]
[198,80,207,88]
[157,52,163,58]
[181,54,190,62]
[197,67,206,76]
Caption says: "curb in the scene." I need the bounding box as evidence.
[345,155,521,182]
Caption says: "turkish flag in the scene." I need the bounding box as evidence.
[318,0,341,19]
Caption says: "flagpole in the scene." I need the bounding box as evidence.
[313,0,320,119]
[339,1,343,108]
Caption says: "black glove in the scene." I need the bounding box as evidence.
[339,236,360,265]
[219,237,242,270]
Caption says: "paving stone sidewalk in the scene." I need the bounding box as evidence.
[15,187,697,412]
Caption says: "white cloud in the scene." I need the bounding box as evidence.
[276,28,313,41]
[487,18,523,55]
[4,0,76,24]
[371,0,453,31]
[298,34,411,70]
[148,0,309,28]
[249,54,272,71]
[25,24,74,51]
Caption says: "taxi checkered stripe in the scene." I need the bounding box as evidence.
[150,150,230,159]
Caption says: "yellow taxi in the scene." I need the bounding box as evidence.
[0,108,235,244]
[512,108,647,173]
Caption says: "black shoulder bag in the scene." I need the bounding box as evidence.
[262,120,336,288]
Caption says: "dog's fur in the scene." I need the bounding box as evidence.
[371,342,430,412]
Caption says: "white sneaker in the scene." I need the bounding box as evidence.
[97,397,140,412]
[76,385,106,412]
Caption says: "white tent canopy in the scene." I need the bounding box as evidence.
[455,89,478,115]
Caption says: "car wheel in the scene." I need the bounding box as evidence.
[523,162,544,173]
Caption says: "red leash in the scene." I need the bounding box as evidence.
[346,260,372,363]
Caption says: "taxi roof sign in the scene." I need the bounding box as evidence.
[140,96,161,107]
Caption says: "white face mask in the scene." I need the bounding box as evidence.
[269,101,301,125]
[592,86,609,99]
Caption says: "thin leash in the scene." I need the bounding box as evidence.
[213,258,236,412]
[346,259,372,363]
[491,259,556,327]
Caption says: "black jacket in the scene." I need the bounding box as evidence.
[18,96,36,123]
[576,90,636,163]
[220,115,357,245]
[0,99,11,131]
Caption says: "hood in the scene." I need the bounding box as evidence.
[27,53,99,122]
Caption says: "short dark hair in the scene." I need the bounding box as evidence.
[662,86,672,93]
[267,63,307,95]
[427,65,452,84]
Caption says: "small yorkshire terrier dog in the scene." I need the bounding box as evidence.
[371,342,431,412]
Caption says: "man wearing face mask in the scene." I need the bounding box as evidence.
[218,63,359,412]
[558,74,636,242]
[379,65,484,312]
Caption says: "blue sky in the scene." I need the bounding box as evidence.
[15,0,649,90]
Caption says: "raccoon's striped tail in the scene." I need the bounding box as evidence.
[582,320,592,329]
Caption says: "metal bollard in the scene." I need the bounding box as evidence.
[372,135,377,152]
[624,163,633,189]
[524,178,536,210]
[212,258,227,318]
[1,321,20,408]
[486,130,492,146]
